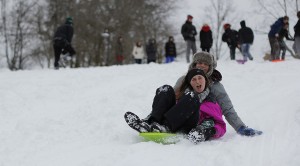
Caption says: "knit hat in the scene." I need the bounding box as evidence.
[187,15,193,20]
[223,23,231,30]
[185,69,209,90]
[65,17,73,25]
[186,68,205,82]
[188,52,217,76]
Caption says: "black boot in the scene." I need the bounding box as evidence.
[124,112,152,133]
[187,127,216,144]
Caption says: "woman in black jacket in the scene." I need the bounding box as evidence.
[199,24,213,52]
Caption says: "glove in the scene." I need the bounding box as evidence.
[237,126,256,136]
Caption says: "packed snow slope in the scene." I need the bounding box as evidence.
[0,58,300,166]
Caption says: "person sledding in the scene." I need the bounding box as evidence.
[125,68,226,144]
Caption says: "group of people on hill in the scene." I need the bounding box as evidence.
[131,36,177,64]
[268,13,300,61]
[181,14,254,63]
[52,16,262,144]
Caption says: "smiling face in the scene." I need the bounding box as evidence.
[195,62,209,74]
[190,75,206,93]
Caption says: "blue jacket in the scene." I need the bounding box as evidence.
[268,18,284,37]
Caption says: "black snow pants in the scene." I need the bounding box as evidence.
[148,85,200,133]
[53,38,76,68]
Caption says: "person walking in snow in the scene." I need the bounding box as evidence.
[222,23,239,60]
[293,12,300,58]
[132,41,145,64]
[238,20,254,61]
[125,68,226,144]
[164,36,177,63]
[115,36,124,65]
[268,16,289,61]
[53,17,76,69]
[146,38,157,63]
[199,24,213,53]
[278,23,294,60]
[181,15,197,63]
[173,52,262,137]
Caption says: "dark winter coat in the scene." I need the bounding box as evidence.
[199,25,213,49]
[181,21,197,41]
[294,20,300,37]
[238,21,254,44]
[53,23,74,44]
[165,41,177,57]
[146,39,157,60]
[268,17,285,37]
[278,28,293,42]
[222,29,239,47]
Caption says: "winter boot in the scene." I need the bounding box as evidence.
[187,127,216,144]
[124,112,152,133]
[151,122,170,132]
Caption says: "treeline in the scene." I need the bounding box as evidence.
[0,0,176,70]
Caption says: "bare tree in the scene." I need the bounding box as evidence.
[0,0,38,70]
[204,0,235,60]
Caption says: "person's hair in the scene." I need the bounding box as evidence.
[283,16,289,21]
[297,11,300,18]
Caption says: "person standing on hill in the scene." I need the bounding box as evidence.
[222,23,239,60]
[268,16,289,61]
[165,36,177,63]
[181,15,197,63]
[146,38,157,64]
[132,41,145,64]
[199,24,213,53]
[238,20,254,61]
[53,17,76,69]
[115,36,124,65]
[293,12,300,58]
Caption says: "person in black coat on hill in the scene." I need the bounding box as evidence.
[181,15,197,63]
[199,24,213,53]
[222,23,239,60]
[165,36,177,63]
[53,17,76,69]
[146,38,157,63]
[238,20,254,61]
[293,12,300,58]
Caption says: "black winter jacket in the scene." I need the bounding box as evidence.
[165,41,177,57]
[181,21,197,41]
[199,26,213,49]
[238,22,254,44]
[222,29,239,47]
[146,39,157,60]
[53,24,74,43]
[294,20,300,37]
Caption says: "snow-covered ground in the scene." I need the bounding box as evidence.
[1,56,300,166]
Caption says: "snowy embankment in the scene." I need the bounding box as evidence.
[0,59,300,166]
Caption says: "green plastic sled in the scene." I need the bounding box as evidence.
[139,132,179,144]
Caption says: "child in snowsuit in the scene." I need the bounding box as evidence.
[124,68,226,144]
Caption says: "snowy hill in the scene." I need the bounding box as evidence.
[1,58,300,166]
